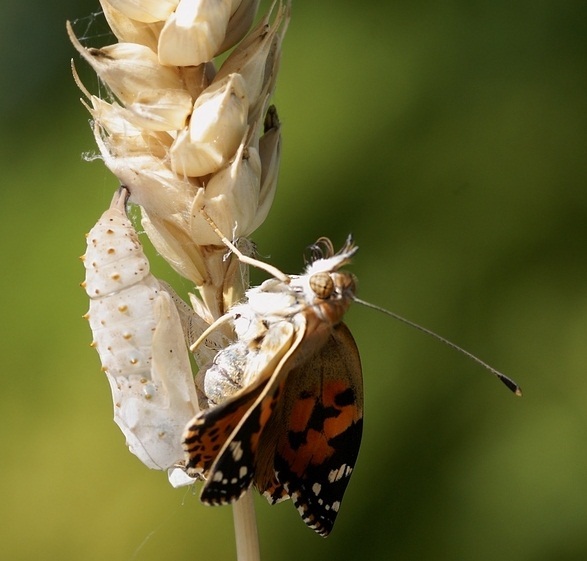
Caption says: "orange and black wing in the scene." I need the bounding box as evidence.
[192,320,307,505]
[265,323,363,536]
[183,382,264,477]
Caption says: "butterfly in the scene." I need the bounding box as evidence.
[183,236,362,537]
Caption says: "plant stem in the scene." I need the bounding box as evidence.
[232,490,260,561]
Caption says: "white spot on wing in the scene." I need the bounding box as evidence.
[213,470,224,482]
[328,464,348,483]
[230,441,244,462]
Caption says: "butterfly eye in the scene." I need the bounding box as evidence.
[309,272,335,298]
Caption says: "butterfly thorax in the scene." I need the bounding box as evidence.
[197,243,357,408]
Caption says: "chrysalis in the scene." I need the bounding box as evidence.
[82,187,200,470]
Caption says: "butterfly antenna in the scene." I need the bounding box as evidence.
[198,205,290,283]
[354,298,522,396]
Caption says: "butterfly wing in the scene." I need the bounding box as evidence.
[199,374,290,504]
[183,382,264,477]
[260,322,363,536]
[184,315,307,503]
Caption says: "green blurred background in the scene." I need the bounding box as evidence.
[2,1,587,559]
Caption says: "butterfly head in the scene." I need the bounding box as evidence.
[305,235,357,297]
[288,236,358,326]
[309,270,357,301]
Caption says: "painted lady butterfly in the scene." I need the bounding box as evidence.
[183,236,362,537]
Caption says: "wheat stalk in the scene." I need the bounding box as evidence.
[72,2,290,559]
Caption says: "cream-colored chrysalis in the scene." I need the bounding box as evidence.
[82,187,204,470]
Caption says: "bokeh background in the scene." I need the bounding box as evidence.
[2,1,587,560]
